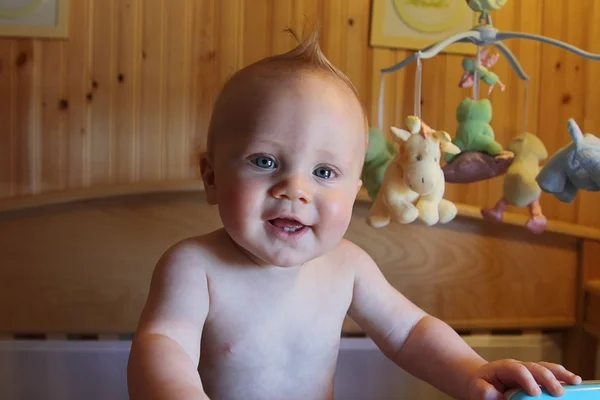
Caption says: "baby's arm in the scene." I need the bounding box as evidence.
[347,244,488,399]
[347,244,579,399]
[127,241,210,400]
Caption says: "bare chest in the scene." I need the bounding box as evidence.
[206,267,351,356]
[198,265,353,399]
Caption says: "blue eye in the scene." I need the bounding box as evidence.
[252,156,276,169]
[314,166,334,179]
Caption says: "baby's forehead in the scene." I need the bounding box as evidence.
[208,61,366,154]
[223,67,358,116]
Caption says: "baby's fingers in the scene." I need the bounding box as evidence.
[497,363,541,396]
[523,363,564,397]
[470,379,504,400]
[537,362,582,385]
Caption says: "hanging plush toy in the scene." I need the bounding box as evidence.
[361,127,397,200]
[442,97,514,183]
[466,0,508,24]
[459,47,506,95]
[367,116,460,228]
[536,118,600,203]
[481,132,548,233]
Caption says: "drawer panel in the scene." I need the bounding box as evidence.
[343,202,578,333]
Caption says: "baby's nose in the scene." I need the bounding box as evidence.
[271,176,313,204]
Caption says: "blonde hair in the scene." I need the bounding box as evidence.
[272,27,360,97]
[201,26,367,161]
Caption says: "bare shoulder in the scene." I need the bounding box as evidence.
[338,237,391,297]
[334,238,404,298]
[128,231,231,388]
[134,229,234,342]
[330,238,379,276]
[343,237,427,351]
[151,228,233,280]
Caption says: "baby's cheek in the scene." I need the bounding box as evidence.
[220,176,254,201]
[318,192,355,230]
[218,180,258,222]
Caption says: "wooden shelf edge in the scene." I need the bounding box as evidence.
[344,317,575,334]
[1,181,599,241]
[355,189,600,241]
[443,317,575,331]
[0,180,204,213]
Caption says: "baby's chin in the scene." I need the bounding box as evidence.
[227,232,327,268]
[245,244,322,269]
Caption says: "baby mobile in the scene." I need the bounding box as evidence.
[362,0,600,234]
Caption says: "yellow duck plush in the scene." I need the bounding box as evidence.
[481,132,548,233]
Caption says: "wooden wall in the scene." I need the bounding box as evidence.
[1,0,600,227]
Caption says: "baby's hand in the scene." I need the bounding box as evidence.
[466,359,582,399]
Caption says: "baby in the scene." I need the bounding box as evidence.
[127,29,581,400]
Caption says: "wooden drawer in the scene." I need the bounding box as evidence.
[343,201,578,333]
[0,190,578,335]
[585,281,600,338]
[0,191,223,334]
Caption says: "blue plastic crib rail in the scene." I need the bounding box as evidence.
[507,382,600,400]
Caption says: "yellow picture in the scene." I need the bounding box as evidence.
[370,0,477,55]
[0,0,69,39]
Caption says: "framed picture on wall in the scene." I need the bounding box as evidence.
[0,0,69,39]
[370,0,477,56]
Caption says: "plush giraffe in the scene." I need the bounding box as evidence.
[367,116,461,228]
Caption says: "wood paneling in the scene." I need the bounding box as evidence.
[1,0,599,228]
[0,190,577,334]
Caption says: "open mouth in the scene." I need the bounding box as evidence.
[268,218,307,233]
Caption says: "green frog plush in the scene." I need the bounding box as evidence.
[442,97,513,183]
[361,126,397,199]
[445,97,506,163]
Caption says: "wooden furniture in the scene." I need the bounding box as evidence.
[582,243,600,378]
[586,281,600,339]
[0,181,597,379]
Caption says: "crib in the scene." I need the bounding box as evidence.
[0,334,570,399]
[0,181,598,399]
[507,382,600,399]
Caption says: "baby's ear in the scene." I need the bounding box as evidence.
[200,153,218,205]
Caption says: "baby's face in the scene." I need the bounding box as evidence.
[205,72,366,267]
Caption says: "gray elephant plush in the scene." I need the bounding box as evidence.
[535,118,600,203]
